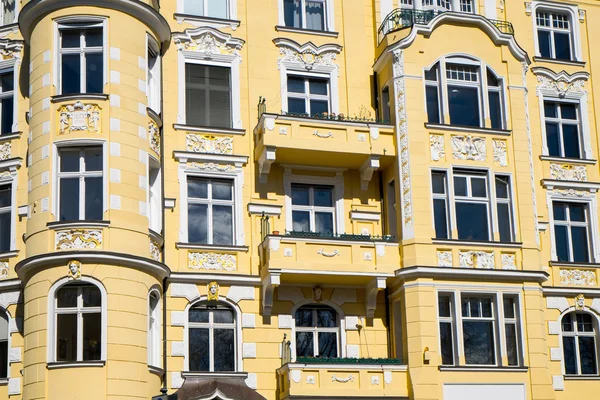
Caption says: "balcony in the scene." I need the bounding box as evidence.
[259,231,399,316]
[277,358,408,399]
[254,112,395,184]
[377,8,514,43]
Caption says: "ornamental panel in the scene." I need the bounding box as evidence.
[55,229,102,250]
[459,250,494,269]
[0,142,10,160]
[188,251,237,271]
[150,239,161,261]
[430,135,445,161]
[149,121,160,156]
[550,164,587,182]
[437,250,452,267]
[493,139,508,167]
[451,135,486,161]
[58,101,101,135]
[559,269,597,286]
[186,134,233,155]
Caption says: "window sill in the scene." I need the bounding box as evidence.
[47,220,110,230]
[176,243,249,252]
[0,132,22,143]
[173,124,245,136]
[275,25,339,38]
[540,155,597,165]
[173,13,241,29]
[550,261,600,269]
[51,93,109,103]
[182,371,248,379]
[0,378,6,385]
[439,365,528,372]
[147,108,162,127]
[564,375,600,380]
[432,239,523,248]
[541,179,600,190]
[425,123,511,136]
[0,250,18,259]
[533,56,586,67]
[148,364,164,377]
[0,23,17,36]
[47,360,106,369]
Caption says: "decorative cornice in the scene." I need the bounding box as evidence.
[174,26,244,56]
[532,67,589,97]
[273,38,342,71]
[394,266,548,283]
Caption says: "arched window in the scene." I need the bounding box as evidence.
[295,305,339,358]
[54,283,102,362]
[0,310,8,378]
[562,312,598,375]
[148,291,160,367]
[424,57,505,130]
[188,302,236,372]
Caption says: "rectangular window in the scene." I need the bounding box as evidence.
[381,86,390,123]
[487,70,503,130]
[431,171,449,239]
[284,0,327,31]
[495,176,514,242]
[287,75,330,117]
[148,292,160,367]
[0,184,10,253]
[147,43,160,112]
[503,295,520,366]
[0,71,13,135]
[536,11,573,61]
[291,183,335,235]
[1,0,15,26]
[553,201,591,263]
[459,0,473,13]
[148,164,162,233]
[386,180,397,237]
[438,293,455,365]
[453,171,490,241]
[183,0,229,19]
[544,101,581,159]
[187,177,234,245]
[185,64,232,129]
[446,64,481,127]
[59,24,104,95]
[461,295,496,365]
[58,147,103,221]
[425,65,441,124]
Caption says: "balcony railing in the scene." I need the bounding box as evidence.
[377,8,515,43]
[284,231,395,242]
[295,357,404,365]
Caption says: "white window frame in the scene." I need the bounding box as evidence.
[53,139,108,222]
[0,59,19,134]
[558,309,600,376]
[278,0,335,31]
[437,292,457,365]
[290,183,335,234]
[148,156,162,234]
[146,35,161,113]
[286,74,331,116]
[541,98,586,159]
[531,2,582,62]
[550,200,592,263]
[177,0,237,20]
[147,289,161,368]
[183,296,243,372]
[294,305,340,358]
[0,168,16,254]
[0,68,14,135]
[177,155,245,245]
[47,277,108,362]
[0,308,10,379]
[55,18,108,95]
[0,1,18,26]
[284,167,344,234]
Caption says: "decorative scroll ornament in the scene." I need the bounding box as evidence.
[550,164,587,182]
[437,251,452,267]
[149,121,160,155]
[552,188,588,197]
[274,38,342,72]
[187,134,233,154]
[501,254,517,270]
[536,74,586,97]
[59,101,101,135]
[67,260,82,280]
[493,140,508,167]
[0,142,10,161]
[560,269,597,286]
[459,251,494,269]
[207,281,219,301]
[0,39,23,60]
[150,240,161,261]
[331,375,354,383]
[451,135,486,161]
[313,130,333,139]
[56,229,102,250]
[190,162,234,172]
[189,252,236,271]
[430,135,445,161]
[575,294,586,310]
[174,27,244,57]
[317,249,340,257]
[0,262,8,278]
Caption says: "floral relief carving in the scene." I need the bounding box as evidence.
[187,134,233,155]
[149,121,160,155]
[430,135,445,161]
[552,188,589,197]
[55,229,102,250]
[550,164,587,182]
[451,135,486,161]
[174,29,244,57]
[560,269,597,286]
[501,254,517,270]
[189,252,237,271]
[0,142,10,160]
[279,47,338,71]
[59,101,101,135]
[493,140,508,167]
[0,262,8,278]
[536,75,586,97]
[190,162,234,172]
[150,240,161,261]
[459,251,495,269]
[437,251,452,267]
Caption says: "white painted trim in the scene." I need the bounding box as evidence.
[350,210,381,222]
[0,166,17,252]
[530,1,582,62]
[247,203,282,216]
[169,273,261,285]
[555,306,600,376]
[147,287,162,368]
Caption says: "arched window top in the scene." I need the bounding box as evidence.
[294,304,339,359]
[562,311,599,375]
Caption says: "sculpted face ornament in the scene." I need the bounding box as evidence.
[576,294,586,310]
[207,281,219,301]
[67,260,81,280]
[313,286,323,302]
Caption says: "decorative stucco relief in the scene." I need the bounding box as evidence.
[430,135,445,161]
[149,121,160,155]
[190,162,234,172]
[536,75,586,97]
[174,28,244,57]
[560,269,597,286]
[0,40,22,60]
[459,251,494,269]
[59,101,101,135]
[189,252,237,271]
[274,38,341,72]
[451,135,486,161]
[437,251,452,267]
[523,62,540,245]
[501,254,517,270]
[0,262,8,278]
[150,239,161,261]
[55,229,102,250]
[187,134,233,154]
[0,142,10,161]
[493,140,508,167]
[552,188,589,197]
[550,164,587,181]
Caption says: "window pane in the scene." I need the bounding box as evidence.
[553,202,567,221]
[62,54,81,94]
[538,30,551,58]
[309,99,328,116]
[305,1,325,31]
[463,321,495,365]
[425,66,438,81]
[563,336,577,374]
[562,124,581,159]
[212,180,233,201]
[577,314,594,332]
[471,178,487,198]
[1,97,13,135]
[426,86,440,124]
[57,287,78,308]
[488,91,502,129]
[212,205,233,245]
[0,341,6,379]
[309,79,328,95]
[295,308,313,327]
[208,89,232,128]
[288,98,306,114]
[82,312,101,361]
[440,322,454,365]
[188,328,209,371]
[315,212,334,235]
[433,199,449,239]
[456,202,489,241]
[296,332,314,357]
[554,32,572,61]
[481,298,492,317]
[85,177,103,220]
[545,122,560,157]
[432,172,446,194]
[82,286,101,307]
[453,176,467,196]
[84,148,102,171]
[60,178,80,221]
[448,85,480,127]
[284,0,302,28]
[189,308,209,323]
[291,185,310,205]
[561,104,577,120]
[569,203,586,222]
[544,102,557,118]
[505,324,518,366]
[579,337,598,374]
[292,211,310,232]
[495,176,509,199]
[56,313,77,361]
[287,77,305,93]
[184,0,204,15]
[86,53,103,93]
[188,204,208,243]
[316,309,337,327]
[206,0,228,19]
[213,309,234,324]
[0,185,9,207]
[497,203,512,242]
[0,212,9,253]
[318,332,337,357]
[503,297,515,319]
[84,29,103,47]
[214,329,235,371]
[571,226,590,263]
[438,296,451,317]
[188,178,208,199]
[554,225,570,262]
[562,313,573,332]
[60,151,80,172]
[314,187,333,207]
[61,30,81,48]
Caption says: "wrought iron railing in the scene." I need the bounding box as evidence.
[295,357,404,364]
[377,8,514,43]
[282,111,390,125]
[284,230,395,242]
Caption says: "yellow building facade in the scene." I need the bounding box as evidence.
[0,0,595,399]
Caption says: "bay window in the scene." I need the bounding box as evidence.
[59,22,104,95]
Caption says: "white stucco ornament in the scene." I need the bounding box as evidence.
[67,260,81,280]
